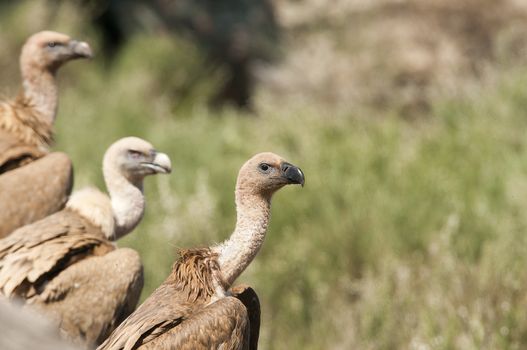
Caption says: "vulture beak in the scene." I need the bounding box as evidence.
[69,40,93,59]
[281,162,305,187]
[141,152,172,174]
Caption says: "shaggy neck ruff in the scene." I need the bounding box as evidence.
[168,248,229,304]
[0,67,57,148]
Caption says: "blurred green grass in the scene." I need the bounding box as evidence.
[57,62,527,349]
[3,2,527,349]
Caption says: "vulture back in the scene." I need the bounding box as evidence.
[0,127,46,173]
[0,151,73,237]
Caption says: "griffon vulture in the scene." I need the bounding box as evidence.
[0,137,171,348]
[0,31,92,237]
[98,152,304,350]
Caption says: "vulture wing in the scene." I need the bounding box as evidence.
[231,285,261,350]
[0,128,46,174]
[30,248,144,348]
[0,209,113,299]
[97,282,192,350]
[0,152,73,238]
[136,296,250,350]
[99,287,258,350]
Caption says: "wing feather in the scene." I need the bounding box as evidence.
[0,152,73,238]
[137,297,250,350]
[0,127,45,174]
[98,257,259,349]
[231,285,260,350]
[30,248,144,348]
[98,289,258,350]
[97,282,197,350]
[0,209,112,298]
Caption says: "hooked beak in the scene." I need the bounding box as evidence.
[280,162,305,187]
[69,40,93,59]
[141,152,172,174]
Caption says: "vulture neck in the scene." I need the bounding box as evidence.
[20,67,58,125]
[214,190,271,287]
[105,168,146,240]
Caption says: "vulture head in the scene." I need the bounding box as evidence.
[20,31,93,72]
[237,152,304,198]
[103,137,172,185]
[100,137,171,237]
[68,137,171,240]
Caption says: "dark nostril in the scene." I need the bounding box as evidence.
[281,163,291,172]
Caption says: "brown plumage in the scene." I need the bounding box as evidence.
[0,152,73,238]
[0,30,92,171]
[98,249,255,350]
[230,284,261,350]
[0,137,171,348]
[0,31,92,236]
[98,152,304,350]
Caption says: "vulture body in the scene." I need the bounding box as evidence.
[0,31,92,237]
[0,137,172,348]
[0,152,73,238]
[99,152,304,350]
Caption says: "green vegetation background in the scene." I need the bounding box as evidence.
[3,2,527,349]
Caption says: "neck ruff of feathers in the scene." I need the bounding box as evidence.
[0,96,53,149]
[166,248,230,304]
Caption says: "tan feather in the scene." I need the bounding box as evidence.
[0,209,112,298]
[0,99,53,149]
[0,151,73,238]
[230,285,261,350]
[30,248,144,347]
[137,297,250,350]
[0,127,46,173]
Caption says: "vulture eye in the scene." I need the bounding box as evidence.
[128,150,143,159]
[258,163,271,173]
[47,42,56,48]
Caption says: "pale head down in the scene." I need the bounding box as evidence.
[103,137,172,185]
[20,31,93,72]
